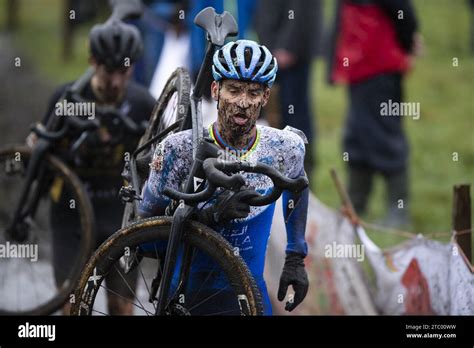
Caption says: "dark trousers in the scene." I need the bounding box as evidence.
[345,73,410,218]
[344,73,408,174]
[278,62,316,174]
[278,62,315,144]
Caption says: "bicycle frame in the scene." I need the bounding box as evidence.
[6,139,51,242]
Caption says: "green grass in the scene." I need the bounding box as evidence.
[2,0,473,252]
[1,0,101,82]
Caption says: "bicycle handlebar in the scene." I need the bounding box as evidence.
[32,92,148,142]
[67,92,147,135]
[31,122,69,141]
[31,117,100,141]
[163,158,309,206]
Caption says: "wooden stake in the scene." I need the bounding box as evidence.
[452,184,472,263]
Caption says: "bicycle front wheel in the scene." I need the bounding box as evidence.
[72,217,263,316]
[0,145,94,315]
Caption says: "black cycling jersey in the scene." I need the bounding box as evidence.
[42,79,155,193]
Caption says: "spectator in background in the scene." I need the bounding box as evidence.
[136,0,257,98]
[132,0,187,87]
[255,0,323,178]
[327,0,421,227]
[234,0,258,40]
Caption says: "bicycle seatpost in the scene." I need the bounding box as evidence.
[192,7,238,100]
[193,41,215,100]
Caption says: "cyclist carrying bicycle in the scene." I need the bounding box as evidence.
[28,20,156,315]
[139,39,309,315]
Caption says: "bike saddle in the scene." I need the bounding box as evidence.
[194,7,238,46]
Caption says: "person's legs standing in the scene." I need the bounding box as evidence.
[344,73,410,225]
[382,168,410,227]
[373,73,410,227]
[344,79,378,216]
[347,164,375,215]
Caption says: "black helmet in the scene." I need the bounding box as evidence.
[89,20,143,69]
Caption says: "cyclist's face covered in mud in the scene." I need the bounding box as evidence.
[212,80,270,140]
[90,60,133,104]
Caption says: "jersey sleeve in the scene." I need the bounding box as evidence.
[281,129,309,256]
[283,130,306,178]
[138,131,193,217]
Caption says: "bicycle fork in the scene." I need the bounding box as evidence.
[154,203,194,315]
[153,139,219,314]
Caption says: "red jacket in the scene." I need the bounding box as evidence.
[332,1,411,84]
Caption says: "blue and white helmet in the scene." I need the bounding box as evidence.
[212,40,278,88]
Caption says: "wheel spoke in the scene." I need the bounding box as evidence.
[113,263,151,315]
[188,286,228,312]
[203,308,239,316]
[99,283,154,316]
[0,256,8,294]
[28,260,40,307]
[16,258,20,311]
[153,243,163,276]
[91,308,109,316]
[136,253,157,311]
[73,214,258,315]
[188,264,217,306]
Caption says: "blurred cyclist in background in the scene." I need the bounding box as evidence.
[28,20,156,315]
